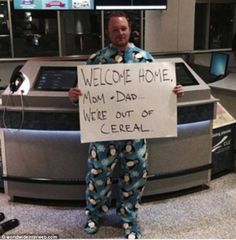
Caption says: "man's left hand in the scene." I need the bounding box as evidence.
[173,84,184,97]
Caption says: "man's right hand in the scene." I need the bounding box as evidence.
[68,88,83,102]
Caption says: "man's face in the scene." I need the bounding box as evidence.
[108,16,131,50]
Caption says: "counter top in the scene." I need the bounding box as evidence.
[209,73,236,92]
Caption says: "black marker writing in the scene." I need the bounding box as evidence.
[100,123,150,134]
[139,68,171,83]
[116,110,134,119]
[80,67,132,87]
[115,91,137,102]
[82,90,105,104]
[141,109,154,118]
[83,108,107,122]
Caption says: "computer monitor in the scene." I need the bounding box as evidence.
[175,63,199,86]
[95,0,167,10]
[13,0,94,10]
[209,52,229,77]
[34,66,77,91]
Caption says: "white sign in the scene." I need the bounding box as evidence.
[78,61,177,143]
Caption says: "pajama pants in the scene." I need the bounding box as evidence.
[85,139,148,225]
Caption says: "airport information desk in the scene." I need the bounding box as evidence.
[0,58,217,200]
[209,72,236,120]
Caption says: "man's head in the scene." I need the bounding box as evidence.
[107,11,131,51]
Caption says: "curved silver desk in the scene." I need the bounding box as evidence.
[0,58,216,201]
[209,73,236,119]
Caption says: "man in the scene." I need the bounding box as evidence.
[69,11,184,239]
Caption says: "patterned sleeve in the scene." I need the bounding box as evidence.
[127,46,154,63]
[140,50,155,63]
[87,47,110,65]
[87,51,101,65]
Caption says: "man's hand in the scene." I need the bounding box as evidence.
[68,88,83,102]
[173,84,184,97]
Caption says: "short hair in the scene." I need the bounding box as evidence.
[232,33,236,52]
[106,11,131,29]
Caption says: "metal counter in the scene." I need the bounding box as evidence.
[0,58,217,200]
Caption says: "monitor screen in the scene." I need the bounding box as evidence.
[14,0,167,10]
[175,63,199,86]
[13,0,94,10]
[95,0,167,10]
[34,66,77,91]
[209,52,229,77]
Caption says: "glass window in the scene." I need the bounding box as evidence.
[0,1,11,57]
[194,1,236,50]
[194,3,208,50]
[209,3,234,49]
[11,7,59,57]
[60,11,101,55]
